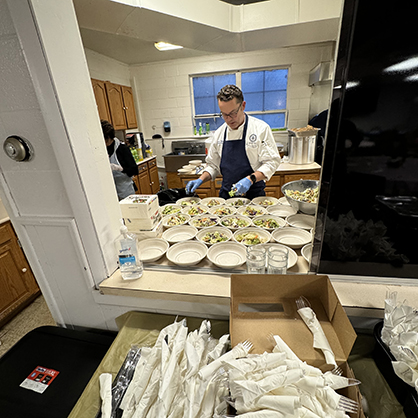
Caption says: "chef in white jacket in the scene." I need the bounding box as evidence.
[186,85,281,199]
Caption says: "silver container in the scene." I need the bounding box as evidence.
[287,128,318,165]
[281,179,319,215]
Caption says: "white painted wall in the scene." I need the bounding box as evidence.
[129,43,335,140]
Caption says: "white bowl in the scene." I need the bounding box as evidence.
[219,214,252,230]
[301,243,313,263]
[286,214,316,230]
[226,197,251,207]
[177,168,193,174]
[271,228,312,249]
[162,225,198,244]
[162,213,190,228]
[254,243,298,269]
[166,241,207,266]
[182,164,194,170]
[189,159,202,166]
[200,197,226,207]
[176,197,201,207]
[188,215,220,229]
[137,238,169,262]
[181,204,209,216]
[207,241,247,269]
[278,196,291,206]
[252,214,287,231]
[237,205,267,217]
[208,205,237,217]
[160,204,182,216]
[195,226,233,246]
[233,226,271,246]
[267,205,297,217]
[251,196,280,207]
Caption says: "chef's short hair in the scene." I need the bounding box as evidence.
[101,120,114,140]
[217,85,244,103]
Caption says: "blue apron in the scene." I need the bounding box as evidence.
[219,115,265,199]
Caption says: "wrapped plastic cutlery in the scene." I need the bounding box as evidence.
[296,296,337,368]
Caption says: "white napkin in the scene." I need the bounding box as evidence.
[392,361,418,386]
[99,373,112,418]
[297,307,337,367]
[253,394,301,415]
[271,334,301,362]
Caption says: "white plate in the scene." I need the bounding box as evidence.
[137,238,169,262]
[160,204,182,216]
[181,204,209,216]
[176,197,201,207]
[267,205,297,217]
[166,241,207,266]
[195,226,233,246]
[161,213,190,228]
[237,205,268,217]
[271,228,312,249]
[189,215,220,229]
[162,225,198,243]
[177,168,193,174]
[219,214,252,230]
[208,205,237,217]
[226,197,251,207]
[182,164,194,170]
[278,196,291,206]
[200,197,226,207]
[189,159,202,165]
[301,243,313,263]
[233,226,271,246]
[251,196,280,207]
[207,241,247,269]
[286,214,315,230]
[252,214,287,231]
[254,243,298,269]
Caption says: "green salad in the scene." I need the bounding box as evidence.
[212,207,234,216]
[166,214,186,226]
[241,206,265,217]
[253,218,281,229]
[221,217,250,228]
[191,217,218,228]
[235,232,267,245]
[162,205,180,215]
[185,205,206,216]
[285,187,318,203]
[201,231,228,244]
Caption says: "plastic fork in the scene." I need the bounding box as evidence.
[337,394,359,414]
[331,366,344,376]
[296,295,311,310]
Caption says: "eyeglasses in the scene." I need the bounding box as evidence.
[220,103,242,119]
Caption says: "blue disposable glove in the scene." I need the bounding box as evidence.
[186,178,203,194]
[234,177,252,196]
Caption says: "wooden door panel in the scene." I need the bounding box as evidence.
[105,82,127,130]
[91,79,111,122]
[121,86,138,129]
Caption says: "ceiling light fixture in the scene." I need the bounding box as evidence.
[154,42,183,51]
[384,57,418,73]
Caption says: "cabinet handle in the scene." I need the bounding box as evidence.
[22,268,27,273]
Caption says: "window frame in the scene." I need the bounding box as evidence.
[190,67,289,131]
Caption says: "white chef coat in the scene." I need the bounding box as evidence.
[204,115,281,181]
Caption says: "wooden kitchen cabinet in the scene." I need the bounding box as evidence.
[91,79,138,130]
[0,221,40,327]
[134,157,160,195]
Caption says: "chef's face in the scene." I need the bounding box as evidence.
[218,98,246,130]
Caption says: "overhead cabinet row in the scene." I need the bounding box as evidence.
[91,79,138,130]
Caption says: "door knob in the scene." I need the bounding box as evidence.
[3,136,34,162]
[22,268,27,273]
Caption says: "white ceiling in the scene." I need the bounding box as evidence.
[73,0,341,65]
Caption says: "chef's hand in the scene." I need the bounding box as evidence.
[186,179,203,194]
[110,163,123,172]
[234,177,252,196]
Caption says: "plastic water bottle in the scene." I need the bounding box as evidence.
[115,222,143,280]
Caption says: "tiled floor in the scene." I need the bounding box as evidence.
[0,295,56,358]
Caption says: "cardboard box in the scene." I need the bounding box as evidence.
[129,220,163,241]
[124,209,161,231]
[120,194,159,219]
[230,274,365,417]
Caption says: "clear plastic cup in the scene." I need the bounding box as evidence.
[267,246,288,274]
[246,246,266,274]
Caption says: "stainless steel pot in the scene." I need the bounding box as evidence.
[287,128,318,165]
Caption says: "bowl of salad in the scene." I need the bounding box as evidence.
[233,227,271,246]
[237,205,267,217]
[188,215,220,229]
[200,197,226,207]
[176,197,201,207]
[219,214,252,230]
[281,180,319,215]
[251,196,280,207]
[226,197,251,207]
[162,213,190,228]
[160,204,182,216]
[195,226,233,246]
[181,204,209,217]
[209,205,237,217]
[252,214,286,231]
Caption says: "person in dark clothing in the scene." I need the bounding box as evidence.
[101,120,138,200]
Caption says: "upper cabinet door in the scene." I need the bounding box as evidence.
[91,79,111,122]
[121,86,138,129]
[105,81,127,130]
